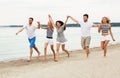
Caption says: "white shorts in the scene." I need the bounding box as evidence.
[56,41,65,45]
[101,35,111,41]
[45,38,54,45]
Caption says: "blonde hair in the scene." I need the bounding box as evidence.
[101,17,110,24]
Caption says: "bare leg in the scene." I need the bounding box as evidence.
[85,46,90,58]
[50,45,56,61]
[62,44,70,57]
[28,48,33,62]
[101,41,105,50]
[103,40,109,57]
[43,43,48,61]
[55,43,60,61]
[33,46,40,59]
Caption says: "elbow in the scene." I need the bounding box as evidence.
[109,31,112,34]
[38,25,41,29]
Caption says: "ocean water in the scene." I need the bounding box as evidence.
[0,27,120,61]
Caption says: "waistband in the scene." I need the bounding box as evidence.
[46,36,53,39]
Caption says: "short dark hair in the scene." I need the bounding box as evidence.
[56,20,64,26]
[83,14,89,18]
[29,17,34,21]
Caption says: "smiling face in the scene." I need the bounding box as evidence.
[83,14,89,22]
[56,22,61,28]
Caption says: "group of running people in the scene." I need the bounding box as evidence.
[16,14,115,62]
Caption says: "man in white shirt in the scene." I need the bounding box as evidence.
[68,14,95,58]
[16,17,41,61]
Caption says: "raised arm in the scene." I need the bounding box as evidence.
[48,14,54,27]
[16,27,24,35]
[109,25,115,41]
[37,21,48,29]
[63,16,69,27]
[68,16,79,24]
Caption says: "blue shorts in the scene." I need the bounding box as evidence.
[28,37,36,48]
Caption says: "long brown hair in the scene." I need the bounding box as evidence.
[101,17,110,24]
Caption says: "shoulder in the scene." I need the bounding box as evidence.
[78,21,82,24]
[108,24,111,26]
[86,21,94,27]
[108,24,111,28]
[88,21,93,25]
[32,24,37,28]
[61,25,65,29]
[99,24,103,26]
[54,25,57,28]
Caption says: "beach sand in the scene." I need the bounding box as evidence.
[0,44,120,78]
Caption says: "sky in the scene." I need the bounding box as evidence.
[0,0,120,25]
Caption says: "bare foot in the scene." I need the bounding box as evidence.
[54,57,56,61]
[42,57,47,61]
[27,59,31,62]
[68,52,70,58]
[54,57,58,62]
[104,55,107,58]
[54,59,58,62]
[86,56,89,59]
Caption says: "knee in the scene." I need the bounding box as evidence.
[30,49,33,52]
[101,47,104,50]
[56,48,59,52]
[104,44,108,47]
[51,47,54,51]
[44,47,47,50]
[104,45,107,49]
[85,46,89,49]
[62,48,65,51]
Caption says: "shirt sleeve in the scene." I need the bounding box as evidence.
[78,21,82,27]
[33,23,38,29]
[78,21,81,24]
[90,22,94,27]
[34,25,38,29]
[61,25,65,31]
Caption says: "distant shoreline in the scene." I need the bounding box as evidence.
[0,22,120,27]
